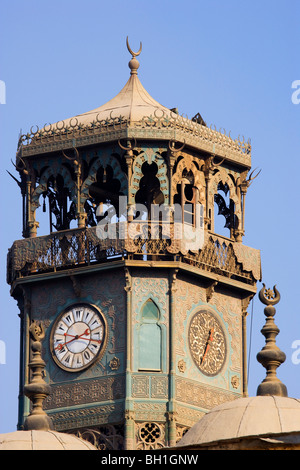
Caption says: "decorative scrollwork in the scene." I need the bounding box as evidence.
[136,422,165,450]
[188,309,226,376]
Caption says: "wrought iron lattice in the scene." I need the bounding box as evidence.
[71,424,124,450]
[7,225,256,285]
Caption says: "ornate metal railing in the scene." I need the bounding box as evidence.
[17,111,251,164]
[7,223,260,285]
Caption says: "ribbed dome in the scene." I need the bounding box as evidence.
[0,430,96,450]
[177,396,300,448]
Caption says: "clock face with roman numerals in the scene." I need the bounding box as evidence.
[50,304,107,372]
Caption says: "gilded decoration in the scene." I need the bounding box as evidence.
[188,309,227,376]
[134,402,167,422]
[176,377,238,410]
[7,226,260,285]
[17,107,251,168]
[109,356,121,370]
[130,146,169,203]
[131,374,168,399]
[136,422,165,450]
[177,359,186,373]
[171,151,206,203]
[44,376,125,410]
[176,405,205,428]
[231,375,240,389]
[174,275,242,392]
[49,403,124,431]
[233,242,261,281]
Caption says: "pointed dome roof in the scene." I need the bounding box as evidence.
[19,38,251,168]
[64,63,174,127]
[51,39,175,129]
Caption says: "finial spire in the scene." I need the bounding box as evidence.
[256,284,288,397]
[23,320,53,430]
[126,36,142,75]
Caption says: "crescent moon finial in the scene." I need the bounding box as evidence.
[126,36,142,58]
[258,283,281,306]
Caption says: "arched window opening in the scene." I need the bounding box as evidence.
[41,174,76,234]
[174,169,198,226]
[85,165,122,226]
[135,162,164,220]
[214,181,237,238]
[138,299,162,371]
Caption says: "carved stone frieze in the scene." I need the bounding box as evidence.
[134,402,167,422]
[176,405,205,428]
[49,403,124,431]
[176,376,238,410]
[44,376,125,410]
[132,375,149,398]
[131,374,168,399]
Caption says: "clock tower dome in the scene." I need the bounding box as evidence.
[7,40,261,450]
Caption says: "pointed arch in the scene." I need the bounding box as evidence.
[80,148,127,207]
[131,150,169,206]
[138,299,162,371]
[209,168,241,236]
[172,154,205,206]
[30,165,75,232]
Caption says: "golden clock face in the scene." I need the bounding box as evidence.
[188,309,226,376]
[50,304,107,372]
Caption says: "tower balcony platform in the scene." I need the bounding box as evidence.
[7,222,260,294]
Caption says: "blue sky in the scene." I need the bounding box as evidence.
[0,0,299,432]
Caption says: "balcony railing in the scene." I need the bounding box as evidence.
[7,223,260,286]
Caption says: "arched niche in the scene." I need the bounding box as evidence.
[138,299,162,371]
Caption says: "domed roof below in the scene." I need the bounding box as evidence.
[177,396,300,449]
[0,430,96,450]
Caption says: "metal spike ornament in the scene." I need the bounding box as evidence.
[256,284,288,397]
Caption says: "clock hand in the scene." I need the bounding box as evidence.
[55,329,90,350]
[55,329,102,350]
[63,328,90,339]
[201,327,214,364]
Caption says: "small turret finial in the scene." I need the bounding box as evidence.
[23,320,53,430]
[256,284,288,397]
[126,36,142,75]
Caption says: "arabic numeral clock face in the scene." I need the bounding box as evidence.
[188,309,227,376]
[50,304,107,372]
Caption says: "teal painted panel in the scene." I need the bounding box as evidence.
[139,323,161,371]
[142,299,160,321]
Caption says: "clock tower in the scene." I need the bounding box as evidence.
[7,40,261,450]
